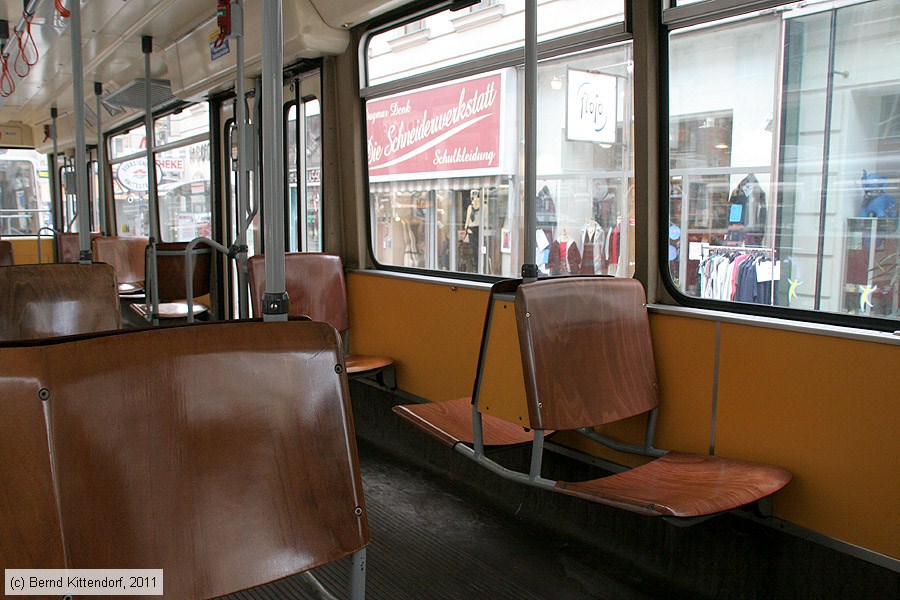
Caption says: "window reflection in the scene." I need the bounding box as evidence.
[668,1,899,321]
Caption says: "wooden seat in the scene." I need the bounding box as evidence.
[57,231,102,263]
[0,343,66,571]
[131,241,212,321]
[0,239,12,266]
[0,263,121,340]
[394,277,791,521]
[0,319,369,599]
[394,396,536,447]
[92,235,148,294]
[249,252,395,387]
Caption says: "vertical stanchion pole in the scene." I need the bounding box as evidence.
[522,0,538,281]
[144,36,160,324]
[70,0,91,263]
[50,107,62,257]
[95,82,107,234]
[235,0,251,319]
[261,0,287,321]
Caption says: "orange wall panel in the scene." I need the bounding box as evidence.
[716,323,899,559]
[346,273,487,402]
[478,297,529,426]
[648,314,718,454]
[346,273,899,558]
[7,237,54,265]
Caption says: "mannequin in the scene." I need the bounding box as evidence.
[458,191,483,273]
[401,218,421,267]
[465,191,482,233]
[557,229,571,271]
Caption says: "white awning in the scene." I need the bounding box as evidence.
[368,176,509,193]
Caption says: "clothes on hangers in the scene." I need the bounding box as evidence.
[698,249,779,305]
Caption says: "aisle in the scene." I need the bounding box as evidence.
[222,440,660,600]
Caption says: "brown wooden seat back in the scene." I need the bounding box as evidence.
[37,320,368,598]
[92,236,148,289]
[57,232,102,263]
[0,240,12,266]
[395,276,791,518]
[248,253,349,330]
[515,277,659,431]
[0,345,66,571]
[153,241,212,302]
[0,263,121,341]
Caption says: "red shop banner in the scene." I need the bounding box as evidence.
[366,69,513,181]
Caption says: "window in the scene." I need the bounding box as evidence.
[469,0,498,11]
[364,1,626,87]
[0,149,51,236]
[363,2,629,277]
[665,0,900,325]
[403,20,425,34]
[109,103,211,241]
[286,99,323,252]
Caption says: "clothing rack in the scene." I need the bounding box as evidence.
[701,244,776,258]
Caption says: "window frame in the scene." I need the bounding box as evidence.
[659,0,900,332]
[105,100,212,241]
[359,2,631,280]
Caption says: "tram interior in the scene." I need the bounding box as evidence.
[0,0,897,599]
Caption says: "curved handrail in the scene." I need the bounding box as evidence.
[36,226,61,264]
[184,236,231,323]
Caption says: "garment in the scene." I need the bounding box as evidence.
[734,257,758,303]
[608,223,620,265]
[728,174,766,226]
[566,240,582,274]
[537,186,557,228]
[457,238,477,273]
[580,226,604,274]
[548,241,562,275]
[730,254,752,301]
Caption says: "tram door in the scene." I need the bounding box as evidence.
[220,69,323,318]
[221,92,257,318]
[285,71,323,253]
[57,149,100,234]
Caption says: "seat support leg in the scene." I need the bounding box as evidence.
[755,496,774,517]
[378,365,396,389]
[297,571,339,600]
[350,547,367,600]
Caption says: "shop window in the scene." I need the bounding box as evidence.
[665,0,900,325]
[364,4,631,278]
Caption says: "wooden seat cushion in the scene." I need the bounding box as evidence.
[117,281,144,294]
[393,397,537,448]
[346,354,394,374]
[556,451,792,518]
[130,299,210,319]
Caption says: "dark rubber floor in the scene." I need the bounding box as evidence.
[222,439,659,600]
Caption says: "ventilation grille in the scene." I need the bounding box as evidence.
[103,79,176,110]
